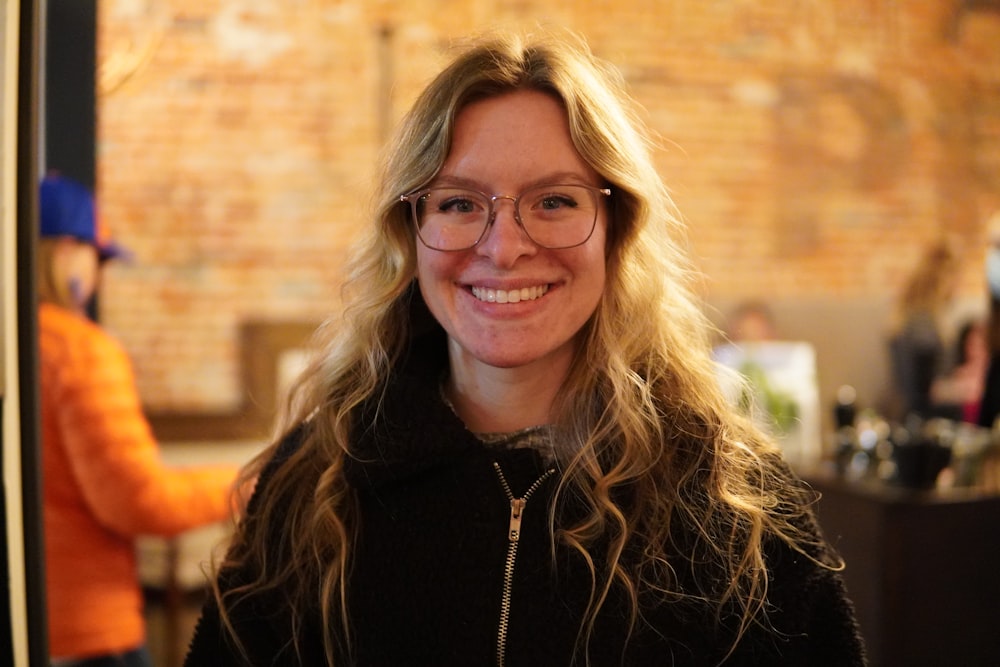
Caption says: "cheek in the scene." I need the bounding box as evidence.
[581,228,609,292]
[72,251,100,291]
[584,250,609,320]
[587,260,607,304]
[415,246,441,289]
[415,248,461,310]
[62,250,99,309]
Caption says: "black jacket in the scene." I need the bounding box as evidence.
[185,332,867,666]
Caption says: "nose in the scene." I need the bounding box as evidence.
[475,196,536,267]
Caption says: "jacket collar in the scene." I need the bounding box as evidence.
[344,328,482,490]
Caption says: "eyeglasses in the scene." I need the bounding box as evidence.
[400,183,611,251]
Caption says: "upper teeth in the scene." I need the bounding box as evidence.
[471,285,549,303]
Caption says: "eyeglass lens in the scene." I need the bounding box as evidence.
[412,184,602,251]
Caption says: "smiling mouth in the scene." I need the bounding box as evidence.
[470,285,550,304]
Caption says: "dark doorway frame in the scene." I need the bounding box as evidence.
[1,1,97,664]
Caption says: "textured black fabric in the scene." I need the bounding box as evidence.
[185,331,867,667]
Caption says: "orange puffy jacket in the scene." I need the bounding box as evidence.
[39,303,241,659]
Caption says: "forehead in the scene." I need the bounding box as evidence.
[439,89,600,187]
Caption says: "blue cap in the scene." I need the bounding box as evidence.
[39,174,129,262]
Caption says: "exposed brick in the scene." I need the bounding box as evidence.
[96,1,1000,412]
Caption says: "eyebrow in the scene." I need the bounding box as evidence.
[430,172,599,191]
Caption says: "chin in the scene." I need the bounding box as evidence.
[465,339,572,371]
[472,351,539,369]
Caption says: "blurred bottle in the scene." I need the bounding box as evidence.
[834,385,857,429]
[833,385,857,476]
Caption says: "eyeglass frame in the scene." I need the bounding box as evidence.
[399,183,612,252]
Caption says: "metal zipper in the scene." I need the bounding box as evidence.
[493,462,556,667]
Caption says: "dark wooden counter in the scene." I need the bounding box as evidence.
[805,473,1000,667]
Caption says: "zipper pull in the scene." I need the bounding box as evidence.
[508,498,525,542]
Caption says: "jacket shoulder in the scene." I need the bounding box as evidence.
[39,303,129,367]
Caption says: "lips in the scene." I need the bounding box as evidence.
[470,284,550,303]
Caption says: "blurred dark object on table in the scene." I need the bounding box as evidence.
[893,438,952,490]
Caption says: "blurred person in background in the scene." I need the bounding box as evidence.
[931,317,989,423]
[887,237,963,421]
[724,300,778,344]
[977,212,1000,429]
[38,173,245,667]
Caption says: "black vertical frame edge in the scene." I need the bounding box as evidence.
[18,0,47,664]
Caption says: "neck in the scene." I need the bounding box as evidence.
[443,353,569,434]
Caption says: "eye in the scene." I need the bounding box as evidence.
[538,192,579,210]
[440,196,478,213]
[428,189,486,216]
[526,186,585,216]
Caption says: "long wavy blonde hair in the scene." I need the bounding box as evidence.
[889,236,961,336]
[214,28,834,666]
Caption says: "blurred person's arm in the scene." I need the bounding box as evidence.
[51,319,241,538]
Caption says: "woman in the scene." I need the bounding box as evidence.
[931,318,989,423]
[887,238,962,421]
[185,31,865,666]
[978,213,1000,429]
[38,174,242,667]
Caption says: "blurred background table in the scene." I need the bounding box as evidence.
[806,472,1000,667]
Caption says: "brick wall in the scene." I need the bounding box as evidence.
[96,0,1000,413]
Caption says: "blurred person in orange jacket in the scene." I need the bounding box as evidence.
[38,174,243,667]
